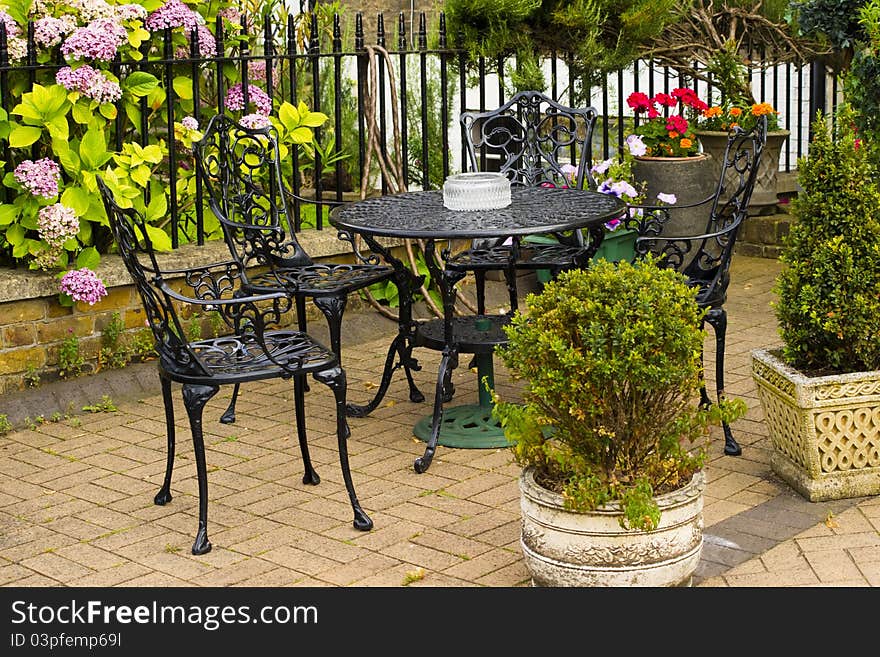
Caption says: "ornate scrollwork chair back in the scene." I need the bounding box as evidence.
[461,91,599,190]
[195,114,422,424]
[448,91,601,313]
[97,175,372,556]
[195,114,310,271]
[626,114,769,457]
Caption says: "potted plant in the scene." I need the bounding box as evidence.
[751,104,880,502]
[691,98,790,214]
[626,88,715,238]
[492,258,746,587]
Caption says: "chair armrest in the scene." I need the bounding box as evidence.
[283,186,347,208]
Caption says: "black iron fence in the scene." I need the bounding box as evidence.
[0,9,835,251]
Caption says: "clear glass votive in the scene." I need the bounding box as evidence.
[442,172,512,211]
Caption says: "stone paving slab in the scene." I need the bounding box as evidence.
[1,255,878,587]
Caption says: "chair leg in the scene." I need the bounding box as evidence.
[294,373,320,485]
[182,384,219,555]
[313,366,372,531]
[706,308,741,457]
[296,296,311,393]
[314,295,346,361]
[154,375,175,506]
[347,332,424,417]
[219,383,239,424]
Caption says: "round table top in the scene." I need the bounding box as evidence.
[330,186,625,240]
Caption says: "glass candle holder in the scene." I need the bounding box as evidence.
[442,172,511,211]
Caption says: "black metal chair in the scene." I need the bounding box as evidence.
[445,91,601,313]
[97,176,372,556]
[194,114,424,423]
[625,115,769,457]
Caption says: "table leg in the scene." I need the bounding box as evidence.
[344,232,426,418]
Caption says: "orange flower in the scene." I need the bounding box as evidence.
[668,131,679,139]
[680,138,693,149]
[751,102,776,117]
[729,107,743,117]
[703,106,722,118]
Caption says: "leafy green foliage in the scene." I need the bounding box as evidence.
[775,104,880,373]
[100,311,130,370]
[82,395,117,413]
[492,259,746,530]
[444,0,680,97]
[793,0,867,49]
[58,331,85,379]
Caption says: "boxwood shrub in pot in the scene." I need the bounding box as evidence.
[752,104,880,501]
[492,258,746,586]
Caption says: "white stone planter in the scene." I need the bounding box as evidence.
[751,348,880,501]
[518,467,705,587]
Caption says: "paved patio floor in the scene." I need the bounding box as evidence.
[1,255,879,587]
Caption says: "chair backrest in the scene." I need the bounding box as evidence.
[635,115,768,300]
[460,91,599,190]
[194,114,312,271]
[97,176,211,378]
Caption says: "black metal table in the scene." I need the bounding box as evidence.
[330,186,626,473]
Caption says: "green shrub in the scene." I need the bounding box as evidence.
[492,258,745,530]
[775,104,880,373]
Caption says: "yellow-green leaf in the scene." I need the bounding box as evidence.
[278,102,301,132]
[300,111,329,128]
[173,76,193,100]
[99,103,117,120]
[289,127,313,144]
[9,124,42,148]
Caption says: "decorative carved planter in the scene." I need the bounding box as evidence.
[518,466,705,587]
[694,129,790,215]
[751,348,880,501]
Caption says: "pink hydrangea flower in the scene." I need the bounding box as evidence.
[61,18,128,61]
[225,83,272,116]
[115,4,147,22]
[38,204,79,245]
[0,10,21,38]
[59,268,108,305]
[14,158,62,198]
[33,15,77,48]
[239,113,271,129]
[180,116,199,130]
[56,65,121,104]
[145,0,198,32]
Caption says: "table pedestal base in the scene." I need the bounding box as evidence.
[413,404,508,448]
